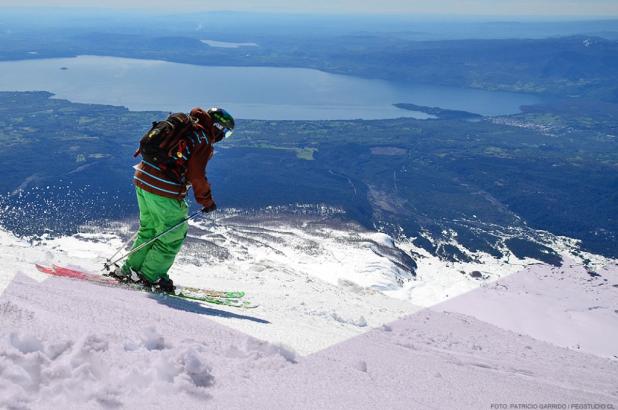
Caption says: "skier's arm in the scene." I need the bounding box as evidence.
[186,141,215,209]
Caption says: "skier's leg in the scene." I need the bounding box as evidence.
[138,191,189,284]
[123,187,157,273]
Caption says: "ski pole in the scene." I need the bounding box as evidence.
[103,210,203,271]
[106,231,139,266]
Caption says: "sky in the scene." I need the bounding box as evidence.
[2,0,618,17]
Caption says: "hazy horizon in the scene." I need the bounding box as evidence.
[1,1,618,18]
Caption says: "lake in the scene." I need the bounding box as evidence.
[200,39,259,48]
[0,55,541,120]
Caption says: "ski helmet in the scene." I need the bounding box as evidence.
[207,107,235,142]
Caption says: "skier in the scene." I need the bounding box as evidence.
[112,107,235,292]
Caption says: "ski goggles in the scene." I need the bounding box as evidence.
[214,122,234,140]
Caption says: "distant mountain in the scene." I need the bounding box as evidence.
[1,25,617,100]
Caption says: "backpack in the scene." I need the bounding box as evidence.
[134,113,194,180]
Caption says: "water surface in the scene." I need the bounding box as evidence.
[0,55,541,120]
[200,39,259,48]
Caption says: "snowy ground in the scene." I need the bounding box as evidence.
[1,274,616,409]
[438,261,618,359]
[0,214,616,408]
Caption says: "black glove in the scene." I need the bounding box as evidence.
[202,203,217,213]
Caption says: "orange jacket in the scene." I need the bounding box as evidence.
[133,116,215,208]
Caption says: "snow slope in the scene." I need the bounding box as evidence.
[0,214,617,408]
[438,261,618,358]
[1,274,616,409]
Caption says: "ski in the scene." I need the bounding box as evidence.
[173,286,245,300]
[35,264,258,309]
[54,265,246,301]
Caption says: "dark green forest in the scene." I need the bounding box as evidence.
[0,92,615,260]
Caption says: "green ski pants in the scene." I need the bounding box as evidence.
[123,187,188,283]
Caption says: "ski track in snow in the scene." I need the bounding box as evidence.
[0,216,616,408]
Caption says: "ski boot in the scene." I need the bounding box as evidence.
[109,265,142,283]
[151,277,176,294]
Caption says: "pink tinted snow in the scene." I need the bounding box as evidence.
[0,268,616,409]
[437,262,618,358]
